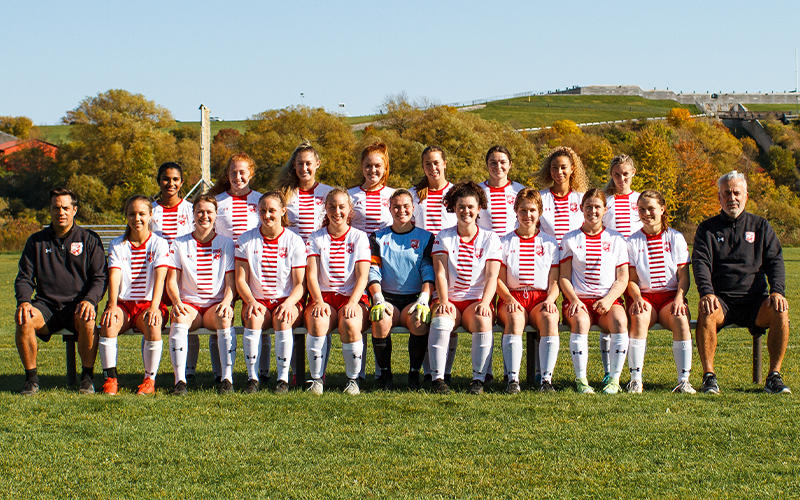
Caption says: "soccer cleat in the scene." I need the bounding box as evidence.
[423,373,433,385]
[443,374,452,384]
[20,380,39,396]
[244,379,260,394]
[102,377,119,396]
[307,379,324,395]
[575,377,595,394]
[79,377,95,395]
[375,373,394,391]
[408,371,421,391]
[173,381,188,396]
[136,377,155,396]
[601,372,611,386]
[469,379,484,395]
[626,379,643,394]
[217,380,234,395]
[431,379,450,394]
[343,379,361,395]
[505,380,521,395]
[601,378,621,394]
[764,372,792,394]
[672,380,696,394]
[186,374,197,387]
[274,380,290,395]
[539,380,556,393]
[701,372,720,394]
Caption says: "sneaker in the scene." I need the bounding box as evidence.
[505,380,521,395]
[701,372,720,394]
[274,380,290,394]
[79,377,95,395]
[764,372,792,394]
[408,371,421,391]
[217,379,234,395]
[431,379,450,394]
[344,378,361,395]
[672,380,696,394]
[244,379,260,394]
[539,380,555,393]
[601,378,621,395]
[102,377,119,396]
[423,373,433,385]
[626,379,643,394]
[601,372,611,386]
[575,377,595,394]
[444,374,452,384]
[307,378,324,395]
[173,381,188,396]
[469,379,484,395]
[136,378,155,395]
[20,380,39,396]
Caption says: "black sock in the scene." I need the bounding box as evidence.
[408,333,428,371]
[25,368,39,384]
[103,367,118,379]
[81,367,93,381]
[372,335,392,373]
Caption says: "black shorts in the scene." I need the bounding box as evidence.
[719,295,768,333]
[382,292,420,312]
[31,300,80,342]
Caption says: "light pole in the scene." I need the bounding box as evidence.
[339,103,345,116]
[301,93,305,106]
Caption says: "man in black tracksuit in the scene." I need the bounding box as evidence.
[14,188,107,395]
[693,171,790,395]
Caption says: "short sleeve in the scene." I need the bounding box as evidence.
[290,234,307,268]
[432,235,446,255]
[549,240,560,267]
[614,235,628,267]
[354,231,370,263]
[108,241,123,269]
[153,238,171,267]
[674,231,690,265]
[486,232,502,261]
[560,236,573,262]
[223,238,235,272]
[168,241,182,270]
[307,234,321,257]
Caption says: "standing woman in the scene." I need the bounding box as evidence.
[99,195,170,395]
[559,189,629,395]
[537,146,590,246]
[409,146,457,235]
[278,141,334,243]
[305,188,372,395]
[497,188,561,394]
[626,190,695,394]
[235,192,307,394]
[165,194,235,395]
[429,181,502,395]
[602,155,642,238]
[478,145,525,236]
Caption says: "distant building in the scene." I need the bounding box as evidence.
[0,138,58,159]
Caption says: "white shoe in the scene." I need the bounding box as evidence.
[672,380,696,394]
[307,379,324,395]
[343,378,360,395]
[626,379,643,394]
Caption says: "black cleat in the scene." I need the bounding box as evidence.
[701,372,720,394]
[375,372,394,391]
[244,379,260,394]
[173,381,188,396]
[444,374,452,384]
[218,379,234,395]
[408,371,421,391]
[764,372,791,394]
[423,373,433,385]
[469,379,484,395]
[505,380,521,395]
[78,378,95,395]
[274,380,289,394]
[431,379,450,394]
[539,380,556,393]
[21,380,39,396]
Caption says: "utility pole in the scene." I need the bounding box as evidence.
[200,104,211,193]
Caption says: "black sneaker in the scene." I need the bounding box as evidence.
[423,373,433,385]
[505,380,521,395]
[20,380,39,396]
[173,381,188,396]
[244,379,260,394]
[539,380,556,393]
[274,380,290,394]
[469,379,484,395]
[408,371,421,391]
[78,377,95,395]
[764,372,792,394]
[701,372,720,394]
[431,379,450,394]
[218,380,234,395]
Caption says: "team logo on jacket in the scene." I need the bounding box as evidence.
[602,242,611,252]
[278,247,288,258]
[535,244,544,256]
[178,215,188,226]
[570,203,579,213]
[745,231,755,243]
[70,242,83,256]
[411,239,420,250]
[346,243,354,254]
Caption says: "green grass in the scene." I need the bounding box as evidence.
[742,103,800,113]
[0,250,798,499]
[469,95,701,129]
[35,121,250,145]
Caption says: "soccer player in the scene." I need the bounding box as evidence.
[559,189,629,395]
[478,145,525,236]
[429,181,502,395]
[537,146,590,246]
[165,194,235,395]
[99,195,170,395]
[368,189,435,390]
[497,188,561,394]
[602,155,642,238]
[235,192,306,394]
[278,141,334,243]
[304,188,371,395]
[410,145,456,236]
[626,190,694,394]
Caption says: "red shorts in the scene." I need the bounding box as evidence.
[641,290,685,313]
[118,300,169,326]
[184,301,222,317]
[498,289,548,313]
[432,299,495,315]
[562,297,624,326]
[256,297,305,314]
[318,292,369,311]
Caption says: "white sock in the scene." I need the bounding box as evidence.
[143,340,163,380]
[422,351,431,376]
[275,329,293,383]
[186,334,199,376]
[218,328,236,382]
[307,335,326,380]
[609,333,629,381]
[569,333,589,379]
[673,340,693,383]
[243,328,262,381]
[628,338,647,382]
[209,334,221,378]
[321,333,332,374]
[342,341,364,380]
[258,333,271,378]
[539,335,560,383]
[444,335,458,376]
[428,317,455,381]
[99,336,117,371]
[501,335,523,383]
[471,332,493,382]
[599,332,611,375]
[169,324,190,385]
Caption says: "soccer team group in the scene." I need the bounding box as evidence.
[14,141,793,397]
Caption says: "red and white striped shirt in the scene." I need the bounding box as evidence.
[108,234,170,301]
[410,183,456,235]
[349,185,395,235]
[151,199,194,245]
[539,189,585,246]
[215,190,262,242]
[432,226,502,302]
[500,230,560,291]
[478,180,525,236]
[306,226,371,296]
[169,233,234,307]
[603,192,642,238]
[627,228,690,293]
[560,228,628,299]
[286,183,334,243]
[235,227,307,300]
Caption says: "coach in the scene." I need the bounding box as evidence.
[692,171,790,395]
[14,188,107,395]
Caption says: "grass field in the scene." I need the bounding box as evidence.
[743,103,800,113]
[34,120,250,145]
[0,250,798,499]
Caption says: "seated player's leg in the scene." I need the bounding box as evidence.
[694,296,725,393]
[597,303,628,394]
[627,299,658,394]
[168,304,199,394]
[401,302,429,390]
[462,302,495,393]
[304,300,335,392]
[242,305,267,392]
[658,303,694,393]
[98,305,132,395]
[498,300,525,392]
[428,303,460,393]
[339,301,368,394]
[531,302,559,392]
[206,304,235,394]
[15,303,48,395]
[371,300,396,390]
[272,302,302,392]
[755,296,791,394]
[72,302,99,391]
[134,306,166,395]
[565,302,593,394]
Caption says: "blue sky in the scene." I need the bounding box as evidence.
[3,0,799,125]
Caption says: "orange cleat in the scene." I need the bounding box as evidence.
[102,377,119,395]
[136,377,156,395]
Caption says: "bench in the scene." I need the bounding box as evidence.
[52,322,765,388]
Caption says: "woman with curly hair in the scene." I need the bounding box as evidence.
[537,146,590,246]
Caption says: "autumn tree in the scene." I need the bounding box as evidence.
[0,116,34,140]
[766,146,799,190]
[631,124,678,212]
[672,140,719,228]
[210,128,241,178]
[0,147,57,210]
[666,108,693,128]
[551,119,583,137]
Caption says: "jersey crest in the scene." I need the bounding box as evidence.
[506,194,516,205]
[570,203,579,213]
[346,242,354,254]
[476,248,483,259]
[178,214,189,226]
[745,231,755,243]
[248,204,257,213]
[535,244,544,256]
[664,242,671,252]
[278,247,288,258]
[213,249,221,260]
[602,242,611,252]
[70,242,83,256]
[410,239,420,250]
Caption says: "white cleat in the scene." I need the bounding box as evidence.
[672,380,697,394]
[343,379,360,395]
[307,379,324,395]
[626,379,643,394]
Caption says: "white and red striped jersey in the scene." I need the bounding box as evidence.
[349,185,395,235]
[151,199,194,245]
[431,226,502,302]
[215,190,262,242]
[500,230,560,291]
[235,227,307,300]
[478,180,525,236]
[306,226,371,296]
[560,228,628,299]
[286,183,334,243]
[410,183,456,235]
[539,189,585,246]
[627,228,690,293]
[603,192,642,238]
[108,234,170,302]
[169,233,235,307]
